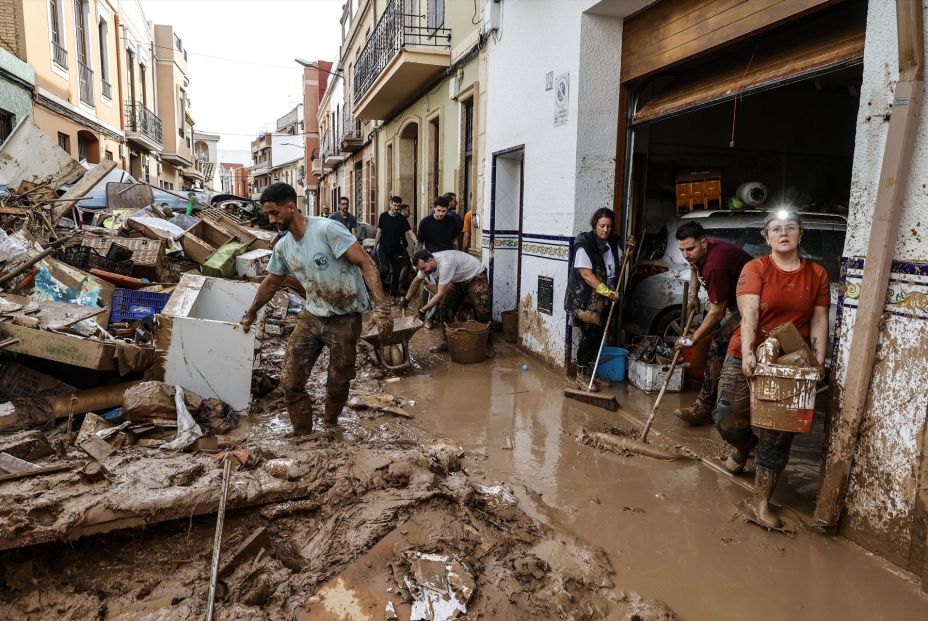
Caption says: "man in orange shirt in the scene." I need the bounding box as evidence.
[714,210,829,529]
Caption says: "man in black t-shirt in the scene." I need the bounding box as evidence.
[375,196,417,298]
[418,195,461,252]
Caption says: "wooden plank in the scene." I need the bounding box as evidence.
[0,462,74,483]
[51,160,117,222]
[621,0,838,82]
[814,19,924,530]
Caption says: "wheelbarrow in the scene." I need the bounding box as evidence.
[361,314,423,372]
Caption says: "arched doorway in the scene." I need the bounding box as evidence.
[397,121,419,220]
[76,130,100,163]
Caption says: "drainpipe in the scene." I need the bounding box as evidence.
[814,0,925,528]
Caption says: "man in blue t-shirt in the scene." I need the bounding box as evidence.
[330,196,357,235]
[241,183,392,435]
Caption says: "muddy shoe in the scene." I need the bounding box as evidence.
[430,342,449,353]
[592,377,613,388]
[674,400,713,426]
[575,375,600,392]
[723,437,758,474]
[289,417,314,436]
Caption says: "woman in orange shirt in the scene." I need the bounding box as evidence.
[715,210,829,529]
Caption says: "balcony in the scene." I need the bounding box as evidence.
[353,0,451,121]
[340,115,364,153]
[51,40,68,69]
[252,161,268,173]
[78,61,94,106]
[125,101,163,151]
[321,130,344,167]
[195,158,215,182]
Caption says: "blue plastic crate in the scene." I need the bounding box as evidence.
[109,288,171,323]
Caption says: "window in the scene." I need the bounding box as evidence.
[178,96,185,137]
[428,115,440,200]
[104,149,113,160]
[461,98,474,215]
[98,17,110,99]
[74,0,88,64]
[354,162,363,218]
[139,65,147,107]
[427,0,445,35]
[126,49,135,103]
[49,0,67,68]
[385,143,393,198]
[78,134,88,161]
[58,132,70,153]
[0,109,12,144]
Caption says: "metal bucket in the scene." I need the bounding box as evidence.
[446,321,490,364]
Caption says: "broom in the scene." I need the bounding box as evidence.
[564,236,636,411]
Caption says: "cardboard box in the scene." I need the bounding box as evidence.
[181,220,234,265]
[768,322,821,371]
[750,363,821,433]
[629,358,686,393]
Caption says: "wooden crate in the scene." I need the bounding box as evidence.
[676,171,722,214]
[82,235,164,281]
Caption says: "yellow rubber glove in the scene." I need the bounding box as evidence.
[595,283,615,298]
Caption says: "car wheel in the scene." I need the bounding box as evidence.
[652,307,683,345]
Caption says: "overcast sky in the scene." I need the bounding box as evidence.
[142,0,343,162]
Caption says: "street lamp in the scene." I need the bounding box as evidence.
[294,58,342,78]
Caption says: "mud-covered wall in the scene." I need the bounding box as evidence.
[830,1,928,572]
[482,0,626,367]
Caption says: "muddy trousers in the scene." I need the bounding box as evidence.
[441,270,492,323]
[713,354,794,473]
[280,310,361,431]
[379,249,409,297]
[575,320,605,375]
[695,310,740,410]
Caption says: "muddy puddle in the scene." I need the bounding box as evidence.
[391,329,928,621]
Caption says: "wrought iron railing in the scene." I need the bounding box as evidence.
[101,79,111,100]
[354,0,451,107]
[125,101,163,145]
[342,114,363,141]
[51,40,68,68]
[195,158,214,180]
[78,61,94,105]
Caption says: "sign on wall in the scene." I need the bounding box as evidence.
[554,73,570,126]
[537,276,554,315]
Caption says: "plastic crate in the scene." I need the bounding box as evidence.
[61,245,134,276]
[109,288,171,323]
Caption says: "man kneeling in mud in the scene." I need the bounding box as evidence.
[241,183,392,435]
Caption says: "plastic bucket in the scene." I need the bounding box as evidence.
[446,321,490,364]
[597,347,628,382]
[749,363,820,433]
[681,339,709,379]
[501,309,518,343]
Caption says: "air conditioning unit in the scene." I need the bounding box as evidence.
[481,1,500,34]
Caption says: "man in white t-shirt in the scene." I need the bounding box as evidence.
[400,249,492,355]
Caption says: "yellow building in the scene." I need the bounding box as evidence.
[4,0,124,163]
[351,0,487,252]
[152,24,195,191]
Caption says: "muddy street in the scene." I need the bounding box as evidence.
[394,331,928,621]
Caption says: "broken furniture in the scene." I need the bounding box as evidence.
[81,235,165,281]
[155,274,263,412]
[675,170,722,214]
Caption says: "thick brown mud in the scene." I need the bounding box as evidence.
[0,303,677,620]
[394,329,928,621]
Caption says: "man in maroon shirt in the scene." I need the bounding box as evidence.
[673,221,753,425]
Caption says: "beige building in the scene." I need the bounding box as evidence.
[315,0,378,223]
[348,0,487,249]
[119,0,161,186]
[152,24,195,191]
[2,0,124,163]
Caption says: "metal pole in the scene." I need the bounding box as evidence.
[205,455,233,621]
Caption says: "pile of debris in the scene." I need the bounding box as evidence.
[0,122,290,522]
